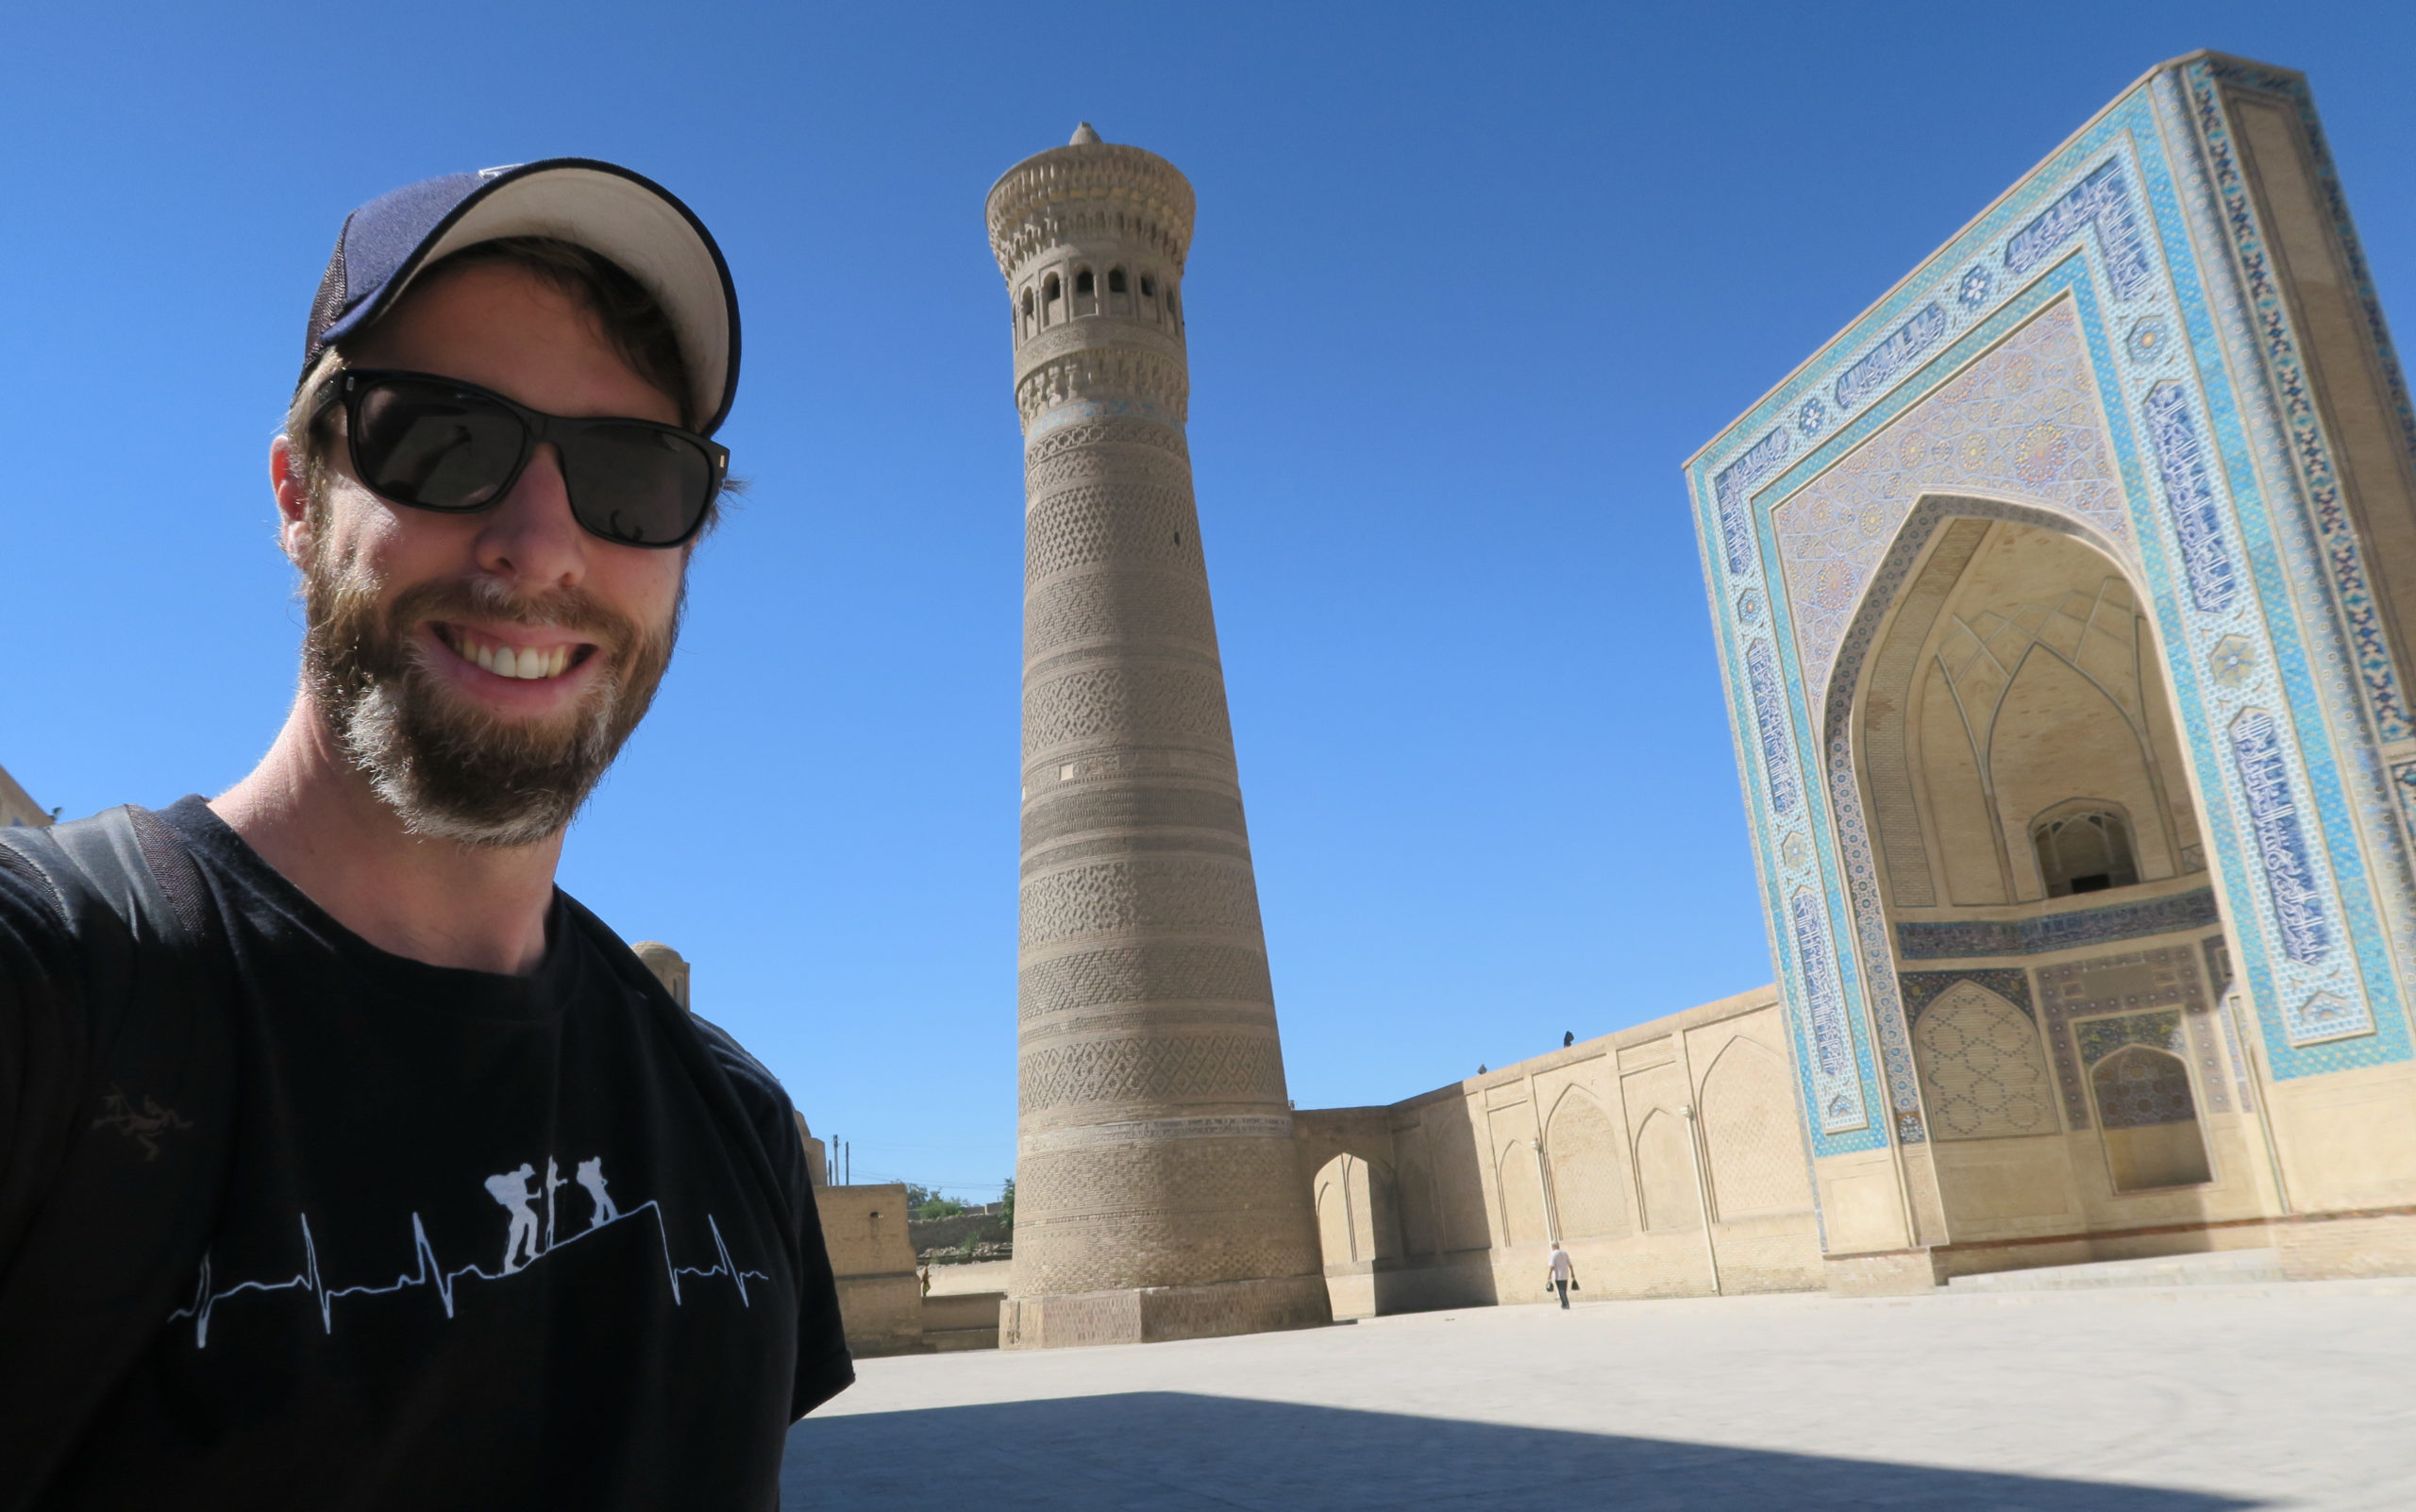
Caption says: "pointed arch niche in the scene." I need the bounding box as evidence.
[1837,507,2205,916]
[1819,497,2248,1240]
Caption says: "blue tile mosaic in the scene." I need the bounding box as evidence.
[2005,159,2156,302]
[2141,382,2241,613]
[1789,888,1867,1134]
[1894,889,2221,961]
[2192,61,2414,744]
[2228,709,2333,966]
[2074,1009,2187,1067]
[1745,639,1800,815]
[2127,316,2172,363]
[1686,57,2416,1162]
[1898,968,2036,1022]
[1713,428,1789,576]
[1832,303,1948,412]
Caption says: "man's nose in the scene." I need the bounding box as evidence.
[474,443,586,588]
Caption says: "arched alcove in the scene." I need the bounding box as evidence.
[1910,981,2057,1140]
[1872,522,2197,907]
[1698,1037,1808,1217]
[1544,1089,1631,1238]
[2030,799,2141,897]
[1496,1141,1547,1247]
[1310,1152,1401,1268]
[1820,502,2218,1148]
[1633,1110,1700,1232]
[2089,1044,2213,1191]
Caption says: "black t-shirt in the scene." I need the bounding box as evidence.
[0,798,851,1509]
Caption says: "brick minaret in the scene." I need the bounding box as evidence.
[987,124,1327,1348]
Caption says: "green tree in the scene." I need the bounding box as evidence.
[905,1184,965,1222]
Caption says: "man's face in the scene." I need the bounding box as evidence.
[292,261,689,847]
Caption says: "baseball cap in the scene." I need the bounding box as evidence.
[299,159,740,434]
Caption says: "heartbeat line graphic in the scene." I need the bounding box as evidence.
[167,1198,770,1350]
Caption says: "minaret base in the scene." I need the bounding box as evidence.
[998,1274,1330,1351]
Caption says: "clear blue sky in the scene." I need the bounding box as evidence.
[6,3,2412,1196]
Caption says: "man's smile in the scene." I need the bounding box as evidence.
[429,621,599,683]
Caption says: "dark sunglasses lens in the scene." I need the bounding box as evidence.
[352,380,527,510]
[560,425,714,546]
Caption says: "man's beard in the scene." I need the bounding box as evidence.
[301,546,678,848]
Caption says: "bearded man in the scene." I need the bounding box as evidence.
[0,161,849,1510]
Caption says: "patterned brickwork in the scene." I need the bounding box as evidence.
[1021,664,1236,758]
[1024,427,1193,497]
[996,129,1320,1339]
[1910,981,2058,1139]
[1015,942,1272,1019]
[1016,1033,1286,1112]
[1699,1038,1813,1215]
[1018,856,1266,950]
[1543,1091,1631,1238]
[1015,1138,1320,1295]
[1025,570,1219,660]
[1025,483,1203,585]
[1015,347,1190,425]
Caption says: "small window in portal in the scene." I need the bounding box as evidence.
[2032,809,2140,898]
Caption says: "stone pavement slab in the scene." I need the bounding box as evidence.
[782,1281,2416,1509]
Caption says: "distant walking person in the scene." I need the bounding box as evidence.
[1547,1241,1578,1309]
[486,1165,543,1273]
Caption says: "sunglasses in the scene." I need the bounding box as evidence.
[312,369,729,548]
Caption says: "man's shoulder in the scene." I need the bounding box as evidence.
[0,828,85,1015]
[0,828,72,937]
[552,898,807,1189]
[684,1011,801,1144]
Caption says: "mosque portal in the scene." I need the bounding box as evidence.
[1688,51,2416,1290]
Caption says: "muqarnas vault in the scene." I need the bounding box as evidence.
[1688,52,2416,1289]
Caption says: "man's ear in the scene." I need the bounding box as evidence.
[270,434,313,568]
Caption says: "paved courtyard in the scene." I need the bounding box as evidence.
[783,1280,2416,1510]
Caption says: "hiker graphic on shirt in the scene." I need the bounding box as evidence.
[578,1157,621,1229]
[484,1165,543,1272]
[487,1157,627,1271]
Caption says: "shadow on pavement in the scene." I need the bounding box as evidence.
[782,1391,2262,1510]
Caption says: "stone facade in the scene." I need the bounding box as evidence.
[1293,986,1825,1316]
[988,125,1326,1349]
[1687,52,2416,1291]
[0,762,46,829]
[814,1182,926,1357]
